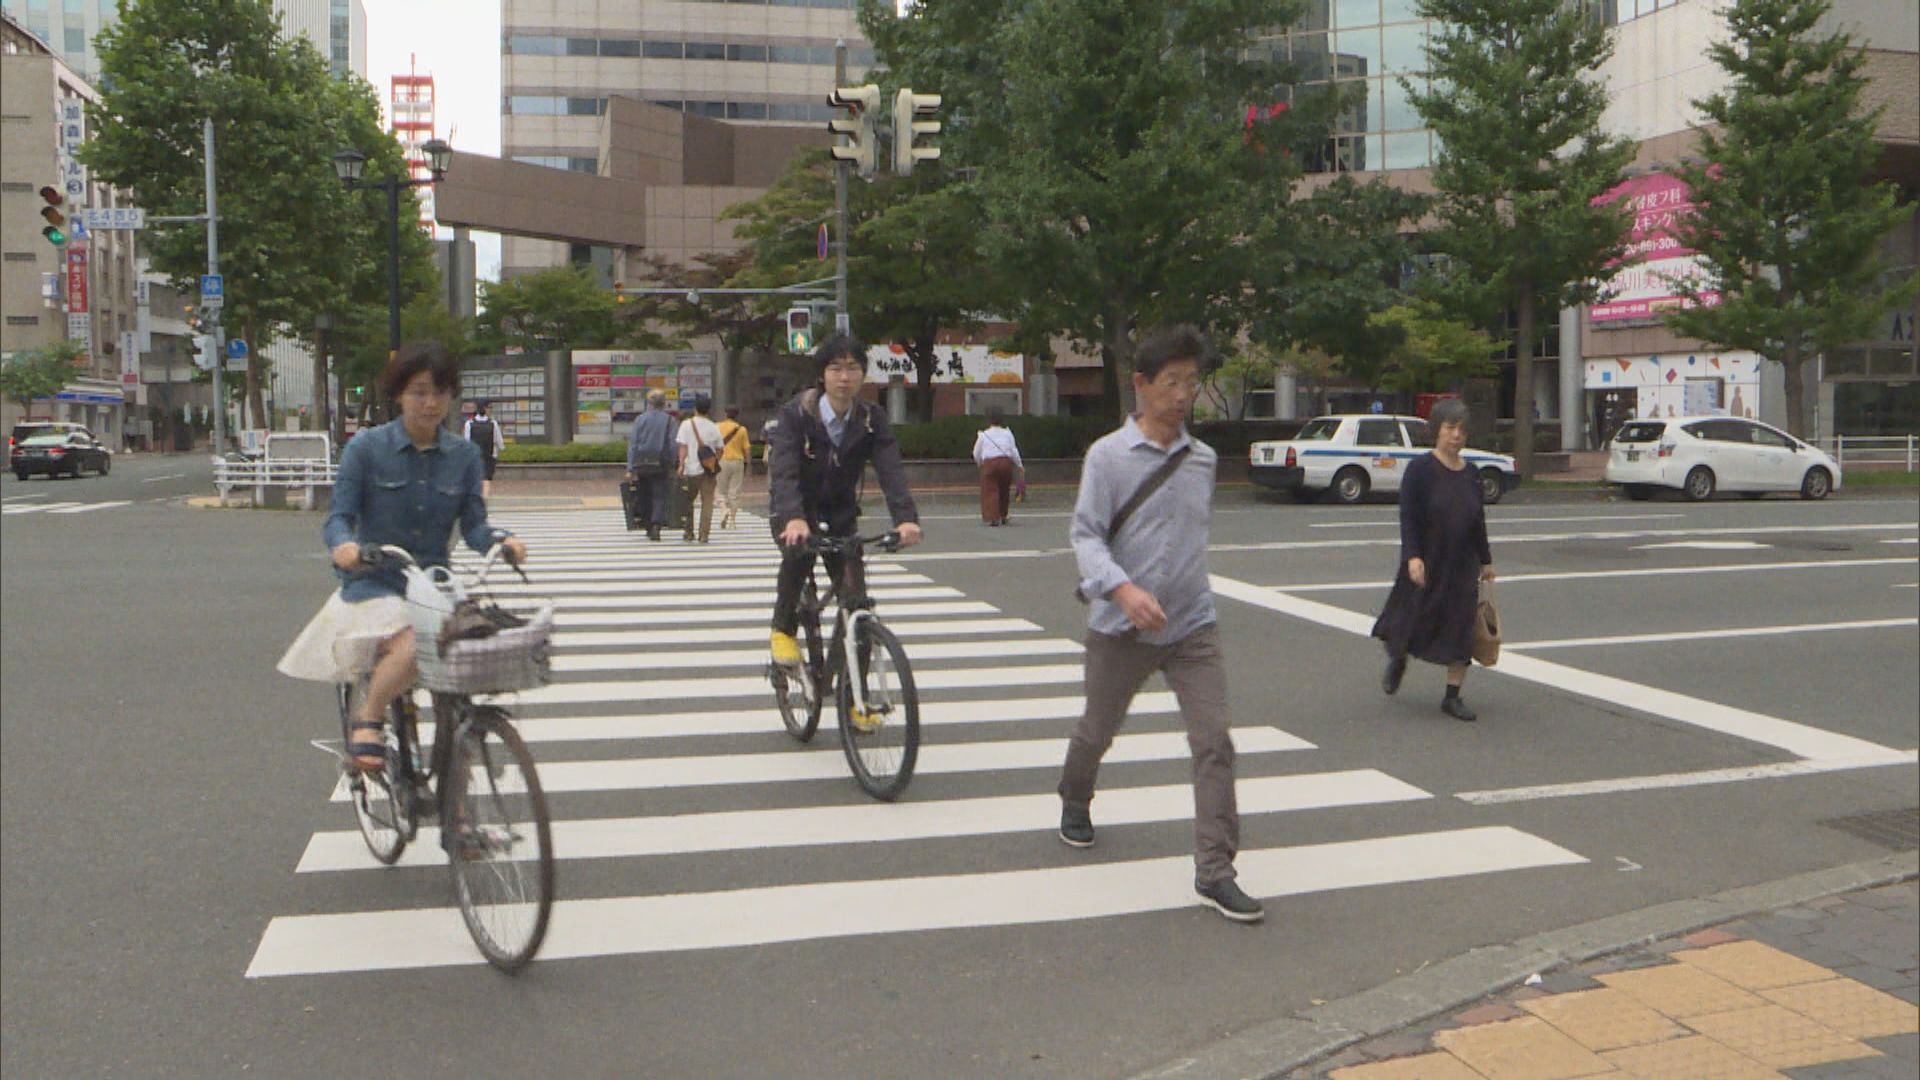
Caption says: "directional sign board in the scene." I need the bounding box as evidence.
[200,274,224,308]
[226,338,248,360]
[78,208,145,230]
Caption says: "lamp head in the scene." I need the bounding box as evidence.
[331,148,367,184]
[421,139,452,177]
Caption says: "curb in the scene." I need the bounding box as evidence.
[1130,850,1919,1080]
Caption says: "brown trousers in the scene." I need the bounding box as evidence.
[1057,624,1239,885]
[978,457,1015,523]
[679,472,717,542]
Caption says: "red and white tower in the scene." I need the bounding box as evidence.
[390,56,437,230]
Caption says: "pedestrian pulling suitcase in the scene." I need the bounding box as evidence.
[620,479,644,531]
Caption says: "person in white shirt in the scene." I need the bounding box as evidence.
[972,407,1024,525]
[462,400,506,498]
[675,394,726,543]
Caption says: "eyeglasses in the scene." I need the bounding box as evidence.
[1152,376,1203,393]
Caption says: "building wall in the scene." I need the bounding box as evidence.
[500,0,870,277]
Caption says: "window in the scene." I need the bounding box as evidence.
[507,34,563,56]
[1748,424,1795,450]
[1380,22,1424,73]
[1612,421,1666,444]
[684,42,726,61]
[643,41,683,59]
[727,44,768,62]
[508,95,561,115]
[5,315,40,326]
[1296,418,1342,441]
[768,44,813,64]
[566,38,598,56]
[599,39,640,58]
[566,97,604,115]
[727,101,768,120]
[1356,419,1406,447]
[1400,420,1430,445]
[1334,0,1379,27]
[688,100,727,118]
[1381,0,1421,20]
[65,25,86,52]
[1332,27,1381,77]
[1383,131,1428,169]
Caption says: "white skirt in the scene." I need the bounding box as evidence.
[276,591,411,683]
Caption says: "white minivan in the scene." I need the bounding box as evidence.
[1603,416,1841,501]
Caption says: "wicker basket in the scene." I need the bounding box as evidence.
[403,567,554,694]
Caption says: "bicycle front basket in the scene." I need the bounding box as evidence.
[414,599,554,695]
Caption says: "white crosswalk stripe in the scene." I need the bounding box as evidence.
[251,509,1588,978]
[2,499,132,515]
[1,501,83,515]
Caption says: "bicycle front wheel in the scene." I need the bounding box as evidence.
[339,677,408,864]
[837,619,920,801]
[444,709,554,973]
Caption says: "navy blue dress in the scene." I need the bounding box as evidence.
[1371,453,1491,666]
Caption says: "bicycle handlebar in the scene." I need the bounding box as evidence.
[803,531,902,556]
[356,540,526,582]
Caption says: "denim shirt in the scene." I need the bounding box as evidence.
[323,420,508,601]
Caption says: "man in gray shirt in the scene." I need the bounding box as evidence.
[626,390,678,541]
[1057,326,1261,923]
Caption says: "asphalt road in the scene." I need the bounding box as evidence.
[1,476,1915,1078]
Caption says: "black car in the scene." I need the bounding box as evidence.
[12,432,112,479]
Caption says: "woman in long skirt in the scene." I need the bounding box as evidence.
[1371,397,1496,721]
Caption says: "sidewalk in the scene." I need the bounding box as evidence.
[1136,852,1918,1080]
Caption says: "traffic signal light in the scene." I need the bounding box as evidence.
[785,306,812,354]
[892,89,942,176]
[38,186,67,246]
[613,280,626,304]
[826,84,880,179]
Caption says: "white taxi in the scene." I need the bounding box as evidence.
[1603,416,1841,501]
[1249,414,1520,505]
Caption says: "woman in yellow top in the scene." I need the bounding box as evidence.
[715,405,752,529]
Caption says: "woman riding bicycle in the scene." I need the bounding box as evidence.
[277,341,528,771]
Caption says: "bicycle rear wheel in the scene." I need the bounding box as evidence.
[837,619,920,801]
[338,677,408,864]
[444,708,554,973]
[774,580,825,742]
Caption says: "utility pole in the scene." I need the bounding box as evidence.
[204,118,224,455]
[833,40,851,335]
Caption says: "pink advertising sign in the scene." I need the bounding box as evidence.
[1591,173,1721,324]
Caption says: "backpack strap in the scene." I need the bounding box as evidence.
[1105,444,1192,544]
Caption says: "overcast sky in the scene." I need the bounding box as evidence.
[364,0,503,280]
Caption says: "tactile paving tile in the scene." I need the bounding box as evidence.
[1600,1034,1785,1079]
[1432,1016,1615,1079]
[1680,1003,1879,1069]
[1328,1050,1487,1080]
[1759,977,1920,1040]
[1597,963,1766,1018]
[1671,940,1844,991]
[1519,987,1690,1051]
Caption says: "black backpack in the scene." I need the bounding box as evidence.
[469,417,496,456]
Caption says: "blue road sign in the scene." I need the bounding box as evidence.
[200,274,224,299]
[226,338,248,360]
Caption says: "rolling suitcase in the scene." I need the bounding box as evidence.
[620,479,644,531]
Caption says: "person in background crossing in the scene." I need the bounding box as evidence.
[626,390,678,542]
[716,404,751,530]
[971,407,1025,526]
[463,399,505,499]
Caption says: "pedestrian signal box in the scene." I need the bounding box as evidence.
[786,307,812,354]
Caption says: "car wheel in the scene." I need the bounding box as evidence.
[1478,468,1505,505]
[1289,487,1321,504]
[1684,466,1716,501]
[1332,467,1369,505]
[97,455,109,476]
[12,470,26,482]
[1799,467,1831,501]
[1622,484,1653,501]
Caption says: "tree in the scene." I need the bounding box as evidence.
[474,266,657,355]
[1661,0,1919,437]
[862,0,1327,416]
[1409,0,1635,475]
[83,0,434,429]
[0,343,82,420]
[1198,348,1277,421]
[1369,302,1502,393]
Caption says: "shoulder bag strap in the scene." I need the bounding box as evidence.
[1105,444,1192,544]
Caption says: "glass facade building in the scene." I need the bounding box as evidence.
[1256,0,1436,174]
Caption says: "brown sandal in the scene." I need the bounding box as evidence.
[345,720,387,772]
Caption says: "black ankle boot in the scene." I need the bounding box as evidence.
[1382,655,1407,696]
[1441,695,1477,722]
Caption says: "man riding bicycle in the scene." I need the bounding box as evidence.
[277,342,528,771]
[766,335,923,706]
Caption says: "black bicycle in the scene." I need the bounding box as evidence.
[333,543,556,973]
[768,532,921,801]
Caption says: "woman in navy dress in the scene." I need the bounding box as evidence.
[1371,397,1497,721]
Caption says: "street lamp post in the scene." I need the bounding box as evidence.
[330,139,451,392]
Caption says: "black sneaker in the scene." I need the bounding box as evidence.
[1441,696,1477,722]
[1196,878,1265,923]
[1059,806,1095,848]
[1382,654,1407,696]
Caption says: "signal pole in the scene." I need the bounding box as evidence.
[834,41,852,335]
[204,118,225,456]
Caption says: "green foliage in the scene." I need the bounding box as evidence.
[1368,302,1501,393]
[861,0,1320,416]
[475,266,675,355]
[886,415,1114,460]
[82,0,434,427]
[1410,0,1636,474]
[1661,0,1920,437]
[497,441,628,464]
[0,342,82,413]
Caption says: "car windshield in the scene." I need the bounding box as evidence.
[1613,422,1666,444]
[1295,419,1340,441]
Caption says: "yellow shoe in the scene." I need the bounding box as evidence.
[848,706,884,734]
[770,631,802,667]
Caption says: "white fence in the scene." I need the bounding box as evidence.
[1822,434,1918,473]
[213,432,337,508]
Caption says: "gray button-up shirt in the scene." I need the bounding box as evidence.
[1070,416,1218,645]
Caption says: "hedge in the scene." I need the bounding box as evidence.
[498,442,628,464]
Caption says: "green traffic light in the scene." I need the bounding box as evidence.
[42,226,66,246]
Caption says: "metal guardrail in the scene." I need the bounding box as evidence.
[1822,435,1918,473]
[212,457,337,505]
